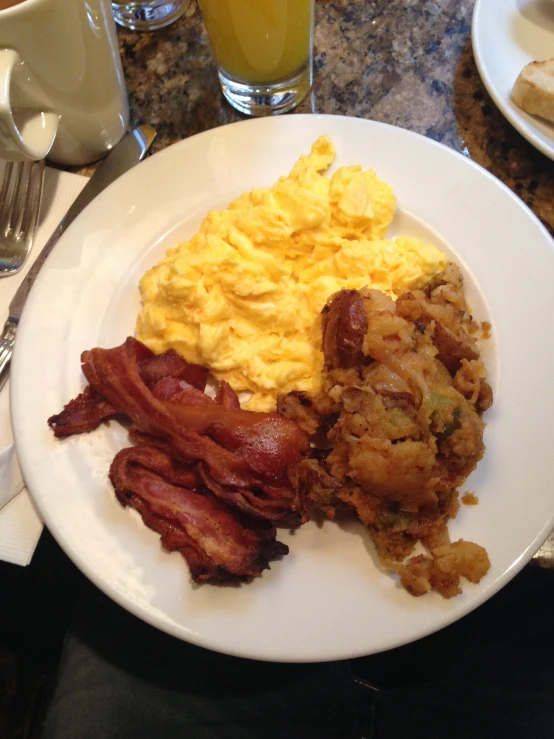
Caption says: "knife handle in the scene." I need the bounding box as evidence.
[60,125,157,234]
[0,317,16,393]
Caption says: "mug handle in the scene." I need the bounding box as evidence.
[0,49,58,161]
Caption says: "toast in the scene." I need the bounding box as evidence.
[511,58,554,125]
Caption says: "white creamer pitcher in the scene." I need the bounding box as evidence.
[0,0,129,165]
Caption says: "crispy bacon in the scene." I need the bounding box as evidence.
[158,402,309,479]
[150,377,215,407]
[49,338,310,525]
[128,426,176,455]
[82,338,308,484]
[125,426,295,522]
[215,381,241,409]
[118,444,202,490]
[47,385,118,438]
[110,447,288,582]
[198,465,305,524]
[138,348,209,390]
[48,346,210,438]
[141,377,239,409]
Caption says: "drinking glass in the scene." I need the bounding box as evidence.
[198,0,315,116]
[112,0,190,31]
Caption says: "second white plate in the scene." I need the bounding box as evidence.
[473,0,554,160]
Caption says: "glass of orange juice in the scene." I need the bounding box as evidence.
[198,0,314,116]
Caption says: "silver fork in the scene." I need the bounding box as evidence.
[0,160,45,277]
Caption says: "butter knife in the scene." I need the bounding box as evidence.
[0,124,157,392]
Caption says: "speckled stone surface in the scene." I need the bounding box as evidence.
[114,0,554,563]
[115,0,553,234]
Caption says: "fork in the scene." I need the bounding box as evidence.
[0,160,45,277]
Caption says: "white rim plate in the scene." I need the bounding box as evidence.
[472,0,554,161]
[11,115,554,662]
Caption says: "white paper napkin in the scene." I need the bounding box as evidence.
[0,164,88,566]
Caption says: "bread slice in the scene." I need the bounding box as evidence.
[512,59,554,124]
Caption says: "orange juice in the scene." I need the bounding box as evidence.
[199,0,313,84]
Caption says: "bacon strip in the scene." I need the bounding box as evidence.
[48,345,209,438]
[118,444,202,490]
[157,401,309,479]
[83,339,308,515]
[49,338,309,523]
[47,385,118,438]
[110,447,288,582]
[215,381,241,409]
[150,377,215,407]
[138,349,209,391]
[127,396,303,521]
[198,465,302,523]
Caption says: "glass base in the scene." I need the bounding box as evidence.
[217,61,313,117]
[112,0,189,31]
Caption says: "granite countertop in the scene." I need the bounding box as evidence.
[113,0,553,564]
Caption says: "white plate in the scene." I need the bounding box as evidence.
[11,115,554,662]
[472,0,554,160]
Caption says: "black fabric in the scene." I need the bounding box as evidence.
[41,567,554,739]
[369,565,554,739]
[40,583,361,739]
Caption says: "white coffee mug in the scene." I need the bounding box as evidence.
[0,0,129,165]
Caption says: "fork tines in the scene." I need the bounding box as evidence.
[0,159,45,276]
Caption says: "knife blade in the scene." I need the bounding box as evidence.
[0,124,157,391]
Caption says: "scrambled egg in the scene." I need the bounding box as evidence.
[137,136,447,411]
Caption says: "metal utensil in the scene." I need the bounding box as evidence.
[0,160,45,277]
[0,124,157,392]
